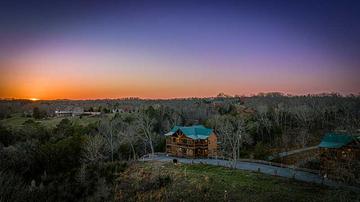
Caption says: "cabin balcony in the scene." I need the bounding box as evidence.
[195,142,208,147]
[166,140,208,148]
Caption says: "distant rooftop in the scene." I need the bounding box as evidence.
[165,125,213,140]
[319,133,359,149]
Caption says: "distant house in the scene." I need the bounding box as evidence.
[82,111,101,116]
[55,107,101,117]
[112,108,124,113]
[319,133,360,184]
[55,110,74,117]
[165,125,218,158]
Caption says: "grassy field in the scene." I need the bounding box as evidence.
[0,113,114,129]
[115,161,360,202]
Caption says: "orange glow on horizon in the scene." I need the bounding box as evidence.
[1,42,359,100]
[1,1,360,101]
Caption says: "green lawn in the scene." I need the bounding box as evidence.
[0,113,114,129]
[115,161,360,202]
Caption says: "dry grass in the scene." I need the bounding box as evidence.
[114,161,360,202]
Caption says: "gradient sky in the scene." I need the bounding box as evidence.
[0,0,359,99]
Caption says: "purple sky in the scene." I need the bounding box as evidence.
[0,0,359,99]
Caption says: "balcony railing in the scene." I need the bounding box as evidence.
[166,140,208,147]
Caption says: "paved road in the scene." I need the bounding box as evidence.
[267,146,319,160]
[140,154,344,188]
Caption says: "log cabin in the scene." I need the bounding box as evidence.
[319,133,360,184]
[165,125,218,158]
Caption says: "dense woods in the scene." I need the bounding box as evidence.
[0,93,359,201]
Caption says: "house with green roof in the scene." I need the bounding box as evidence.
[318,132,360,184]
[165,125,218,158]
[319,132,359,149]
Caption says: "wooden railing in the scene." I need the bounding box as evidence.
[167,143,208,148]
[195,142,208,146]
[166,140,208,147]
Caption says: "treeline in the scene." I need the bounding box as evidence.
[0,108,177,201]
[0,119,119,201]
[206,93,360,165]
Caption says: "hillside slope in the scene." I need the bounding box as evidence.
[114,161,359,202]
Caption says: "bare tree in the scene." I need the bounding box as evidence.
[217,116,252,168]
[206,114,222,131]
[116,120,139,160]
[136,112,157,157]
[291,105,313,147]
[169,111,182,127]
[82,134,105,163]
[255,105,272,143]
[98,118,119,162]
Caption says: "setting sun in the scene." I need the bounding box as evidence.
[29,98,39,101]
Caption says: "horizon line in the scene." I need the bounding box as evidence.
[1,91,359,101]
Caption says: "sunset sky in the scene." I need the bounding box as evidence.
[0,0,359,100]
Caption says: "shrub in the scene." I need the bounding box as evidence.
[253,142,269,160]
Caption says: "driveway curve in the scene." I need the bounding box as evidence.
[140,154,356,190]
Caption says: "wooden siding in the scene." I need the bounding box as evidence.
[208,132,218,157]
[319,144,360,185]
[165,131,218,158]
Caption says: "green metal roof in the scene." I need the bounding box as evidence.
[165,125,213,140]
[318,133,357,149]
